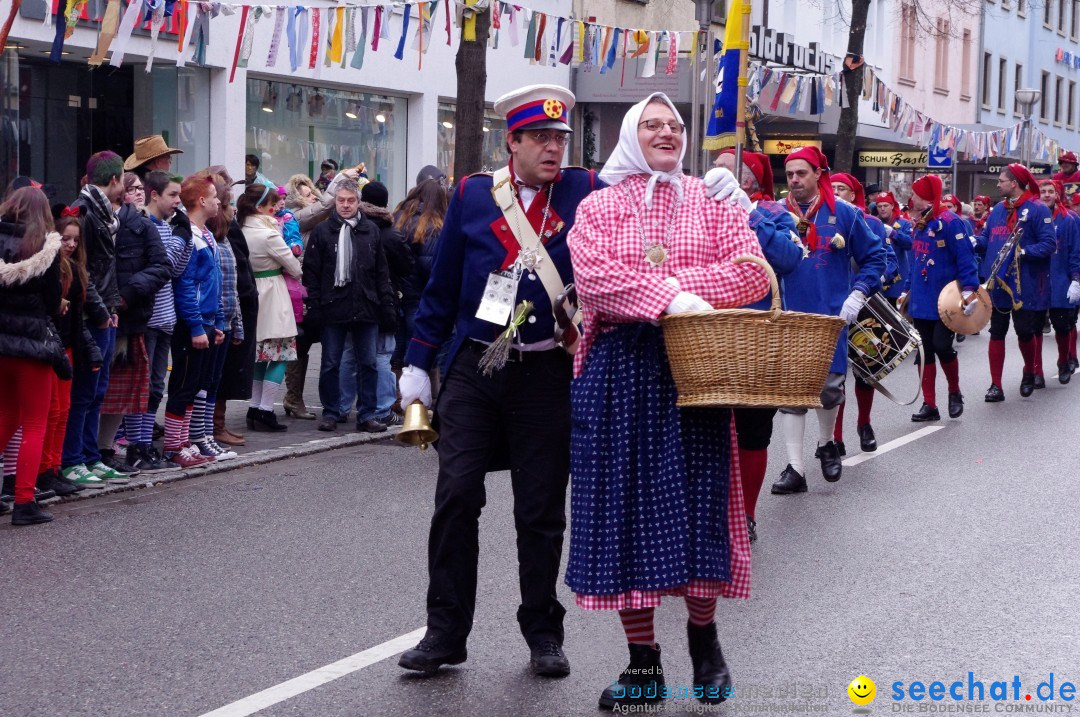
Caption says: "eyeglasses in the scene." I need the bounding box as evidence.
[128,185,144,192]
[524,131,569,147]
[638,119,685,135]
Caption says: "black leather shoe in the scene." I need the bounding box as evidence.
[746,516,757,544]
[911,403,940,422]
[245,407,258,430]
[1071,357,1079,373]
[687,621,732,704]
[34,486,56,502]
[984,384,1005,402]
[38,468,80,497]
[598,642,665,710]
[252,409,288,432]
[857,424,877,452]
[398,634,467,675]
[317,417,337,432]
[1034,374,1046,390]
[1060,363,1073,385]
[817,441,842,482]
[956,333,966,343]
[11,502,53,526]
[356,419,388,433]
[771,465,807,494]
[814,441,846,458]
[1020,373,1035,397]
[529,640,570,677]
[947,392,964,418]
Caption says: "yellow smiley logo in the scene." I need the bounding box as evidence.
[848,675,876,706]
[543,99,564,119]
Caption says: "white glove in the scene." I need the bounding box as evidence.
[664,276,681,290]
[729,187,753,213]
[399,365,432,408]
[969,235,978,248]
[961,290,978,316]
[883,224,894,238]
[1068,280,1080,304]
[703,167,739,202]
[839,290,867,324]
[666,291,713,314]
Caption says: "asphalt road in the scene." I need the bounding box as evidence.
[3,333,1079,717]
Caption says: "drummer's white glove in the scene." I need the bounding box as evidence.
[839,290,867,324]
[961,290,979,316]
[399,365,432,408]
[883,224,894,238]
[1068,280,1080,304]
[730,187,754,213]
[666,291,713,314]
[703,167,739,202]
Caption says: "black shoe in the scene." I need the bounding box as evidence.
[337,412,349,424]
[814,440,845,458]
[398,634,467,675]
[1034,374,1046,390]
[956,333,966,343]
[153,421,165,440]
[817,441,842,482]
[101,449,140,476]
[0,474,13,502]
[529,640,570,677]
[746,516,757,544]
[911,403,940,422]
[135,445,179,473]
[686,621,732,704]
[252,409,288,432]
[246,407,258,430]
[375,412,404,427]
[317,417,337,432]
[598,642,665,710]
[34,486,56,502]
[38,468,80,497]
[0,498,10,516]
[1020,373,1035,397]
[771,465,807,495]
[357,419,388,433]
[1060,363,1073,385]
[857,424,877,452]
[1071,357,1079,373]
[985,384,1005,402]
[11,502,53,525]
[948,392,964,418]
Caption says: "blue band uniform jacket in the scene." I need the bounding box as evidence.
[976,197,1057,311]
[904,209,980,321]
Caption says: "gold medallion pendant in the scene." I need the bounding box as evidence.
[644,244,668,267]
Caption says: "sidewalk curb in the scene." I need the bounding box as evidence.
[50,428,403,505]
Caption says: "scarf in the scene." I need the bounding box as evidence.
[80,183,119,240]
[1005,192,1034,230]
[786,194,826,251]
[334,215,358,287]
[598,92,685,207]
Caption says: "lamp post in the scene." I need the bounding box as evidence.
[1014,87,1042,167]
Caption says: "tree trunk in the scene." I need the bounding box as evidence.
[833,0,871,174]
[452,7,491,182]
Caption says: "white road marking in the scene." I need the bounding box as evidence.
[841,425,946,467]
[199,627,427,717]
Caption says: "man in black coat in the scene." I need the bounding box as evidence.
[302,178,395,432]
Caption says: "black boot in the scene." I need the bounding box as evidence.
[12,502,53,526]
[911,403,940,422]
[1020,373,1035,397]
[252,409,288,432]
[687,621,732,704]
[398,633,467,675]
[1,474,14,502]
[857,424,877,452]
[1060,362,1073,385]
[948,392,964,418]
[771,465,807,494]
[598,642,665,710]
[984,384,1005,402]
[1034,374,1046,390]
[39,468,80,497]
[817,441,842,482]
[246,407,258,430]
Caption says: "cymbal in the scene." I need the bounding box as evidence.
[938,282,992,335]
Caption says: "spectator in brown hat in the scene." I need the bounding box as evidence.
[125,135,184,181]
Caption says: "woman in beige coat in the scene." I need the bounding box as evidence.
[236,184,302,432]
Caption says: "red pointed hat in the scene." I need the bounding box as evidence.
[941,193,962,208]
[912,174,943,202]
[1060,151,1078,164]
[1072,192,1080,207]
[1006,163,1041,196]
[830,172,866,209]
[785,146,834,210]
[874,191,899,207]
[719,149,775,199]
[974,194,992,205]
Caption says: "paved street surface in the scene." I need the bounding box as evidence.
[3,333,1080,717]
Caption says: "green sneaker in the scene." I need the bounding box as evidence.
[88,461,130,484]
[63,464,107,489]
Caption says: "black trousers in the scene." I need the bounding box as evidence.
[733,407,777,451]
[165,324,212,417]
[1049,307,1079,334]
[989,308,1045,341]
[912,318,957,365]
[425,341,571,647]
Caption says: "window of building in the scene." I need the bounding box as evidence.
[1014,63,1024,115]
[1069,80,1077,128]
[1072,0,1079,37]
[436,103,507,179]
[935,19,951,91]
[1059,0,1068,31]
[982,52,993,108]
[245,79,408,200]
[1044,0,1054,27]
[1018,0,1027,15]
[1001,0,1011,10]
[900,5,917,82]
[1041,70,1051,121]
[711,0,728,23]
[961,30,973,99]
[998,58,1008,111]
[1055,76,1065,124]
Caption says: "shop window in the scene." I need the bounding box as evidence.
[436,103,508,182]
[245,79,407,201]
[133,66,211,179]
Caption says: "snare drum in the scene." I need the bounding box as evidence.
[848,293,923,386]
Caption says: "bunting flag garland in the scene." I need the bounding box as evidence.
[393,3,410,60]
[308,7,320,69]
[107,0,143,68]
[267,6,285,67]
[228,4,250,81]
[87,0,121,65]
[350,5,368,68]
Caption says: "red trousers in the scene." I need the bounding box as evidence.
[0,356,54,504]
[39,349,74,475]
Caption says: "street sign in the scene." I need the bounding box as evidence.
[927,145,953,168]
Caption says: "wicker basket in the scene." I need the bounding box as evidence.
[661,255,846,409]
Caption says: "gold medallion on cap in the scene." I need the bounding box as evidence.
[543,99,564,119]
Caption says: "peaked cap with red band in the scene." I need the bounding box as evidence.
[785,146,834,211]
[830,172,866,209]
[494,84,575,134]
[1006,163,1042,196]
[719,149,775,199]
[1060,151,1078,165]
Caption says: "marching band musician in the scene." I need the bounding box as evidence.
[874,191,915,308]
[1038,179,1080,383]
[976,164,1057,402]
[898,175,980,422]
[713,149,805,543]
[972,195,992,234]
[395,84,602,678]
[771,148,886,495]
[830,173,898,455]
[1052,152,1080,200]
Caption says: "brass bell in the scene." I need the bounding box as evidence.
[396,401,439,450]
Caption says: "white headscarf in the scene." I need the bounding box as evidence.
[598,92,686,207]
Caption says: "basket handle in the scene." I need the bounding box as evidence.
[733,254,781,320]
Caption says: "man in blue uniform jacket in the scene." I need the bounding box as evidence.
[976,163,1057,401]
[395,84,602,679]
[770,147,886,495]
[1038,179,1080,383]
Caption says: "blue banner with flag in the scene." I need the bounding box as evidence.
[704,0,750,150]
